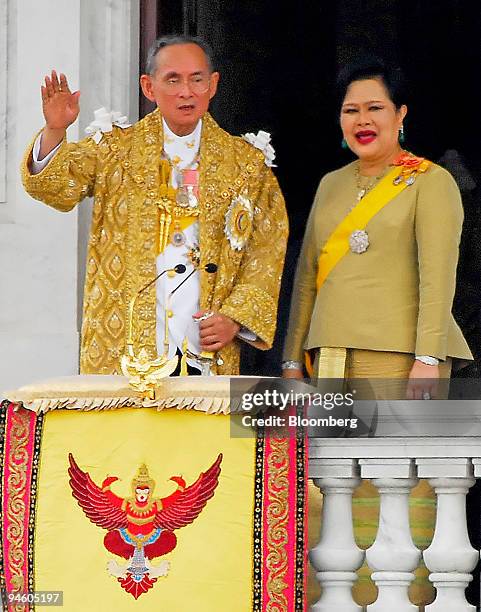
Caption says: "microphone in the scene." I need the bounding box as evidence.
[135,264,186,299]
[168,263,217,299]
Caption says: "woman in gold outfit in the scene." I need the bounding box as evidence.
[282,57,472,606]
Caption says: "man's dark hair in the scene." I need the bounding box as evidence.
[145,35,215,75]
[336,55,408,110]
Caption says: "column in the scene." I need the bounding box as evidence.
[361,458,420,612]
[417,458,477,612]
[0,0,81,391]
[309,459,364,612]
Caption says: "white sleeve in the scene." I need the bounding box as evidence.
[30,133,62,174]
[236,326,258,342]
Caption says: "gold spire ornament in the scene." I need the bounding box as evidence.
[120,268,180,399]
[157,160,176,254]
[133,464,155,489]
[180,338,189,376]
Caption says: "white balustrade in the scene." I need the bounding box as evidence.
[309,459,364,611]
[361,459,420,611]
[417,459,478,612]
[308,438,481,612]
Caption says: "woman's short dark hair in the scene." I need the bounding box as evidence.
[336,56,408,110]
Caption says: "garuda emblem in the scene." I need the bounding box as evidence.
[68,453,222,599]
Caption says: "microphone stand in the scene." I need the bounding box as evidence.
[166,263,218,376]
[163,267,197,357]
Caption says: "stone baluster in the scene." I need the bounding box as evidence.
[472,457,481,580]
[472,458,481,480]
[417,458,477,612]
[360,458,420,611]
[309,459,365,611]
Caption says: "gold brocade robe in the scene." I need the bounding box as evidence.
[21,110,288,375]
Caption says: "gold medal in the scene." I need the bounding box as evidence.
[171,220,186,247]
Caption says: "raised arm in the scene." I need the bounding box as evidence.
[21,70,98,212]
[39,70,80,159]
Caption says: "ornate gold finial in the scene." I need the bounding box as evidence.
[157,160,177,254]
[180,337,189,376]
[121,272,179,399]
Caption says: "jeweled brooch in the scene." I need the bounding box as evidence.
[224,195,254,251]
[349,229,369,254]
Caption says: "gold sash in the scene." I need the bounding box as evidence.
[318,166,411,290]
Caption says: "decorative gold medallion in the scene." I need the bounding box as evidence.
[171,221,186,247]
[224,195,254,251]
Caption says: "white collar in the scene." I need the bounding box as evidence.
[162,118,202,145]
[161,118,202,183]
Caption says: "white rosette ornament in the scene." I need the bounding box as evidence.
[224,195,254,251]
[85,107,131,143]
[242,130,276,167]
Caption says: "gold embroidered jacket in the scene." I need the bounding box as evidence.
[22,110,288,375]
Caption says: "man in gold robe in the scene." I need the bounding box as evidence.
[22,36,288,375]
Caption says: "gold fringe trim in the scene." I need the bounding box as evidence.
[4,374,245,415]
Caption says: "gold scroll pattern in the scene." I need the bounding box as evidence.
[6,408,31,611]
[265,437,290,611]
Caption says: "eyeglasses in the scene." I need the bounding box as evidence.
[159,74,211,96]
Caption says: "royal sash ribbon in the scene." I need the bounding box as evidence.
[317,165,418,290]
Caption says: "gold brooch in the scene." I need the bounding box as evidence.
[224,195,253,251]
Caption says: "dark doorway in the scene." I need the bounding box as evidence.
[140,2,481,604]
[140,0,481,384]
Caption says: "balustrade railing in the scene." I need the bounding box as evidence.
[308,437,480,611]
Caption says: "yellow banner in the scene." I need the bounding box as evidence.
[34,408,255,612]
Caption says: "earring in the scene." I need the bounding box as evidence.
[341,138,348,150]
[399,125,405,144]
